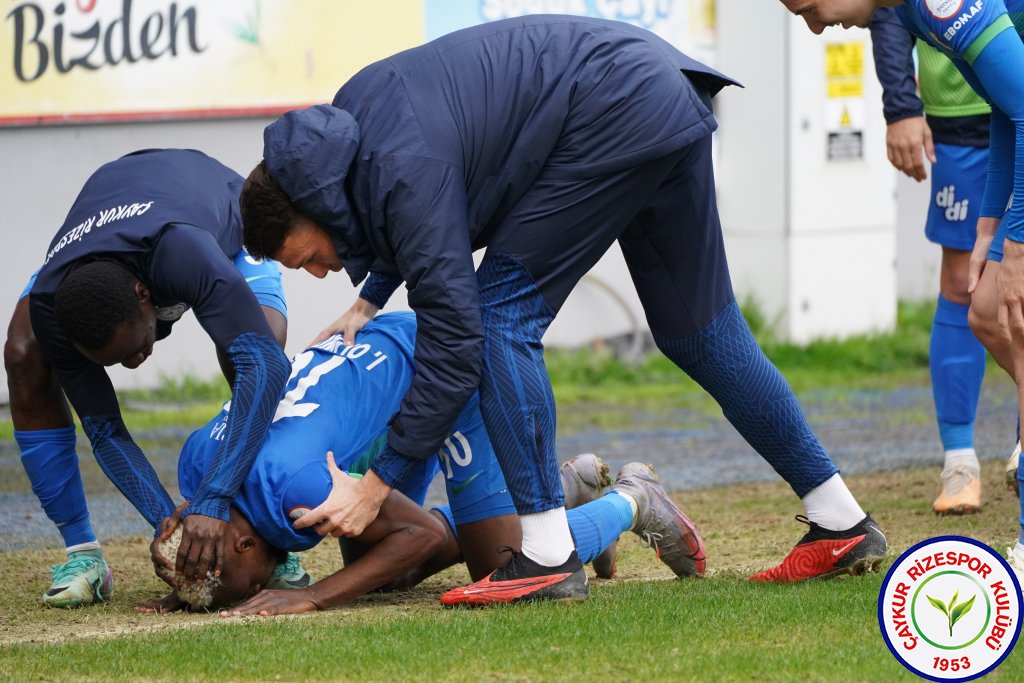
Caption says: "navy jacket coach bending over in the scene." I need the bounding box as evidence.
[241,15,885,602]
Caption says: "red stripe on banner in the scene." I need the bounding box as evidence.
[0,104,320,127]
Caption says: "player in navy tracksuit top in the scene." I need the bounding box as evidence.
[239,15,885,599]
[6,149,291,607]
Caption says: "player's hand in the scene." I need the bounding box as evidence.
[151,501,189,587]
[292,452,391,537]
[135,591,189,614]
[219,589,319,617]
[997,239,1024,343]
[175,513,229,582]
[968,216,1001,294]
[310,297,380,346]
[885,116,934,182]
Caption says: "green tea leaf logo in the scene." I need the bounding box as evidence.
[229,0,262,45]
[927,590,977,637]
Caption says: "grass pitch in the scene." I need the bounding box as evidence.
[1,459,1021,682]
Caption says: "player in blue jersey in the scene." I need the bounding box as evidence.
[5,149,292,608]
[141,313,703,613]
[869,9,992,514]
[238,15,887,596]
[781,0,1024,578]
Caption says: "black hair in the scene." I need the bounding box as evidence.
[54,261,141,350]
[239,160,304,260]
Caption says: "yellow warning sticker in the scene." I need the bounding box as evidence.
[826,42,864,99]
[826,43,863,78]
[828,80,864,98]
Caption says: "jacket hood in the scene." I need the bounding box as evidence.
[263,104,374,285]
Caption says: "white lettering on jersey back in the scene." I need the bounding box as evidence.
[42,200,155,265]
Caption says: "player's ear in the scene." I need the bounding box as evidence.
[132,280,152,307]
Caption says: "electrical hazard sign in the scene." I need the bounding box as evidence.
[825,41,865,162]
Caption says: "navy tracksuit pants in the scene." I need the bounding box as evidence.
[477,125,838,515]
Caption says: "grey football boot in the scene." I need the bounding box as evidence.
[612,462,706,577]
[560,453,618,579]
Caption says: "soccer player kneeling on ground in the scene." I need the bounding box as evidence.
[143,313,705,614]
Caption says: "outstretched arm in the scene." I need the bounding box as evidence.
[149,226,291,580]
[221,489,448,616]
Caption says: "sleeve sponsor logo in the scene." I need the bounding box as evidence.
[926,0,965,20]
[942,0,985,41]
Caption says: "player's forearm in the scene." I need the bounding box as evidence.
[81,416,175,530]
[302,519,442,610]
[868,7,922,124]
[188,332,290,520]
[358,271,402,310]
[971,28,1024,236]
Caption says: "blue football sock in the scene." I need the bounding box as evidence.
[930,295,985,451]
[654,301,837,497]
[435,495,630,565]
[17,427,96,548]
[566,491,634,564]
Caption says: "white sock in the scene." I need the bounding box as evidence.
[615,491,640,530]
[520,508,575,566]
[943,448,979,475]
[801,474,866,531]
[66,541,102,555]
[1014,542,1024,559]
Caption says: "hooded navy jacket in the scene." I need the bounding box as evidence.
[263,16,737,469]
[29,149,290,526]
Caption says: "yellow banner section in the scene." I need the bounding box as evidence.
[824,42,864,100]
[1,0,424,125]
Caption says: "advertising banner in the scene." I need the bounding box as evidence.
[1,0,423,125]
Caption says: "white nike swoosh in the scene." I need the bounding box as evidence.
[245,275,268,283]
[832,538,861,557]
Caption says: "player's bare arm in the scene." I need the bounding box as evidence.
[222,489,447,617]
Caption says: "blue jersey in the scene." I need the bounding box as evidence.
[896,0,1020,59]
[178,312,512,551]
[896,0,1024,241]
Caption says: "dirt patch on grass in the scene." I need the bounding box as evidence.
[1,459,1018,646]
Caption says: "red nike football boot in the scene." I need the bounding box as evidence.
[750,514,887,583]
[440,548,588,606]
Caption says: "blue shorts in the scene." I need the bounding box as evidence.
[925,143,988,251]
[19,249,288,316]
[432,393,517,526]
